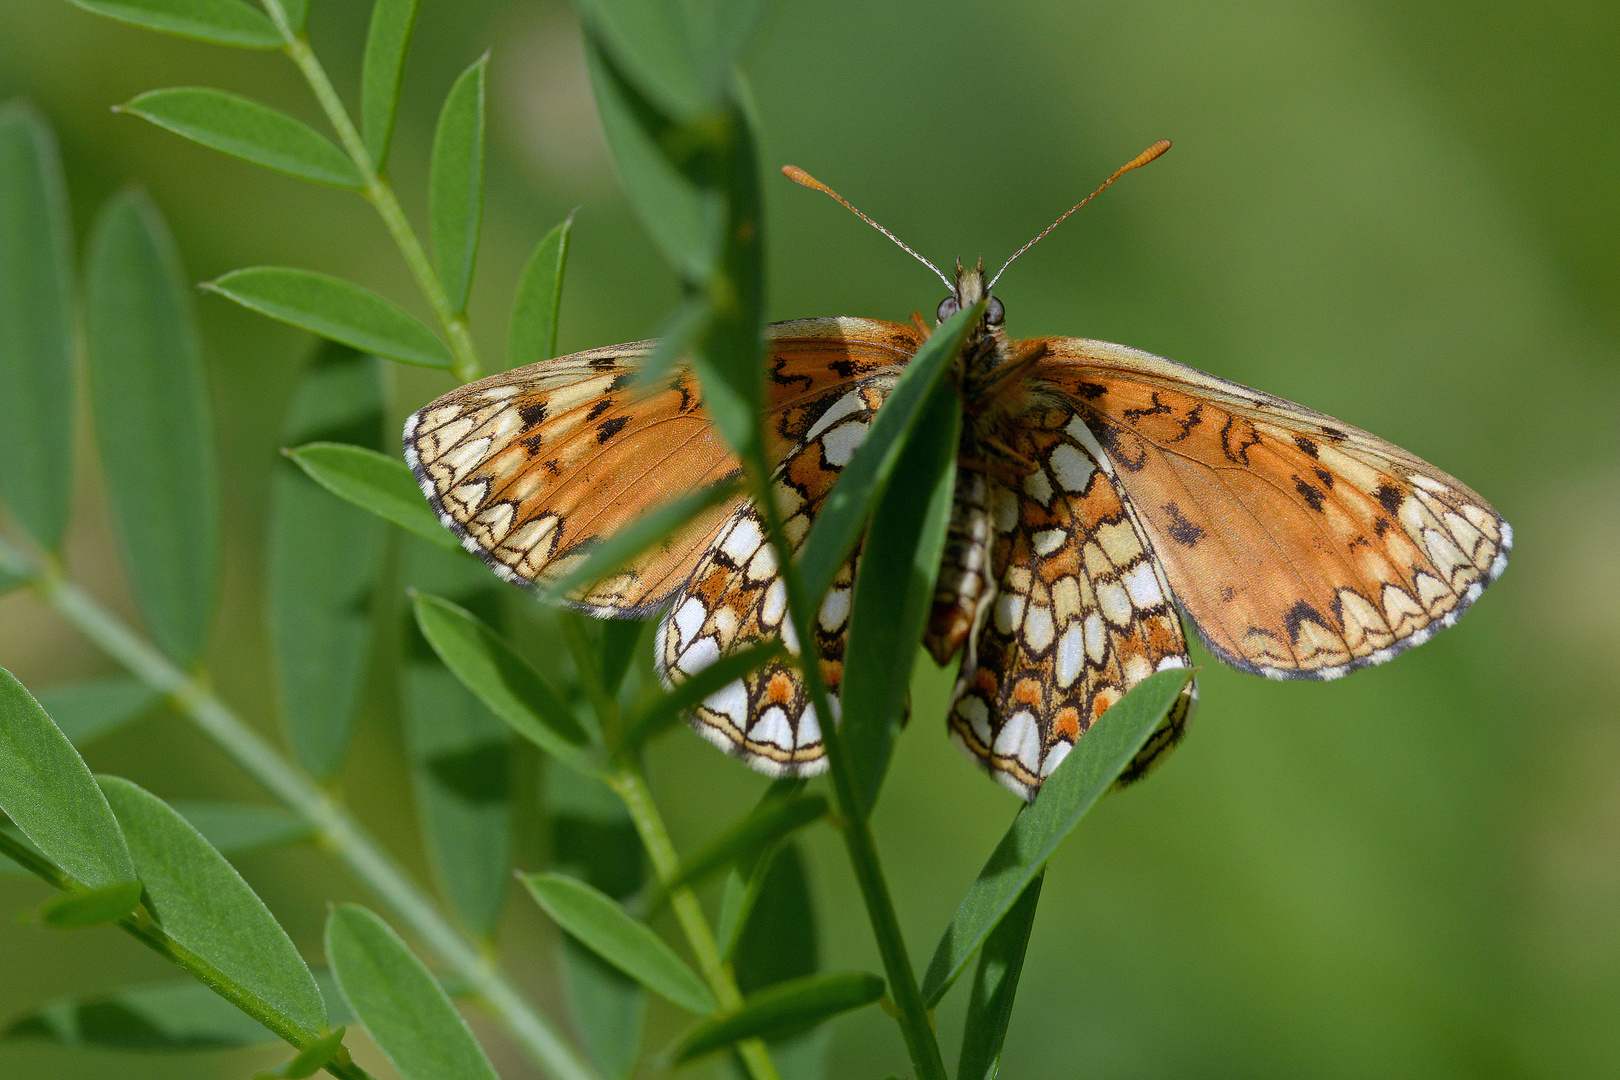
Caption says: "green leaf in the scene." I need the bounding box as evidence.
[0,568,24,596]
[0,669,136,889]
[326,905,500,1080]
[84,188,219,665]
[100,776,327,1038]
[287,442,461,552]
[276,0,308,36]
[542,475,743,603]
[920,668,1193,1007]
[253,1025,346,1079]
[205,267,452,369]
[119,89,362,189]
[270,344,389,778]
[654,792,825,904]
[957,872,1042,1080]
[66,0,282,48]
[631,289,710,390]
[429,55,486,314]
[548,762,646,1079]
[169,801,312,854]
[598,617,644,699]
[573,0,770,119]
[360,0,420,170]
[0,101,76,552]
[797,301,980,602]
[37,677,161,746]
[39,879,145,927]
[672,972,884,1064]
[508,212,574,368]
[618,637,782,757]
[840,379,960,812]
[403,546,514,938]
[4,977,284,1049]
[522,872,716,1014]
[411,592,594,769]
[731,840,818,995]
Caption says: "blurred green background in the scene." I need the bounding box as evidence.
[2,0,1617,1077]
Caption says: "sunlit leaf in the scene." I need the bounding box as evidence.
[359,0,420,170]
[429,54,486,313]
[119,88,362,188]
[672,972,883,1064]
[508,212,573,368]
[66,0,282,49]
[286,442,461,552]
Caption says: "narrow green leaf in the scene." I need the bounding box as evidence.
[119,89,362,188]
[673,972,883,1064]
[429,55,486,314]
[508,213,574,368]
[360,0,420,170]
[731,841,818,995]
[522,872,716,1014]
[85,188,219,665]
[0,669,136,889]
[957,872,1042,1080]
[655,793,825,904]
[549,761,646,1079]
[168,801,312,854]
[66,0,282,48]
[0,101,76,552]
[205,267,452,369]
[403,545,514,938]
[326,905,500,1080]
[3,977,289,1049]
[287,442,461,552]
[573,0,770,119]
[270,344,389,778]
[797,301,980,602]
[618,638,782,757]
[253,1025,346,1080]
[714,779,803,960]
[921,668,1193,1006]
[840,380,960,812]
[542,475,744,603]
[100,776,327,1037]
[630,289,709,390]
[37,677,161,746]
[39,880,144,927]
[412,593,594,769]
[599,617,644,699]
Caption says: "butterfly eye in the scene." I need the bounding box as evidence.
[985,296,1005,326]
[937,296,960,323]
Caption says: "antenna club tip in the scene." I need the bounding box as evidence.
[1126,140,1172,171]
[781,165,826,192]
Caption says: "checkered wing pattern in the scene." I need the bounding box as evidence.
[949,405,1197,798]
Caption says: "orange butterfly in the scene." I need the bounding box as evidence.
[405,141,1509,799]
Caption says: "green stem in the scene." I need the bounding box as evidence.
[265,6,481,384]
[0,832,375,1080]
[746,465,948,1080]
[610,767,782,1080]
[1,543,600,1080]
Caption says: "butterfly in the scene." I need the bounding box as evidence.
[404,141,1510,799]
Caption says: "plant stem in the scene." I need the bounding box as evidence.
[610,766,782,1080]
[746,467,949,1080]
[2,542,600,1080]
[266,8,482,384]
[0,832,375,1080]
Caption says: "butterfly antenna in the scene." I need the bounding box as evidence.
[782,165,954,292]
[988,139,1171,288]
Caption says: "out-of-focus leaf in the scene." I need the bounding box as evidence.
[630,288,709,390]
[542,475,743,604]
[65,0,282,48]
[732,840,818,995]
[100,776,327,1038]
[957,871,1042,1080]
[412,592,594,770]
[840,379,960,812]
[573,0,770,119]
[286,442,461,552]
[205,267,452,369]
[655,793,824,906]
[252,1025,346,1080]
[598,617,643,699]
[0,669,136,889]
[618,638,781,757]
[118,89,361,189]
[326,904,500,1080]
[672,972,883,1064]
[508,213,573,368]
[429,55,486,314]
[522,872,716,1014]
[39,880,144,927]
[0,101,76,552]
[360,0,420,170]
[403,543,513,938]
[84,188,218,665]
[921,669,1193,1006]
[797,301,978,602]
[37,677,161,746]
[549,761,646,1079]
[169,801,312,854]
[270,344,388,778]
[0,568,24,595]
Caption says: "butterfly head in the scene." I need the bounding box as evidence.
[936,257,1006,333]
